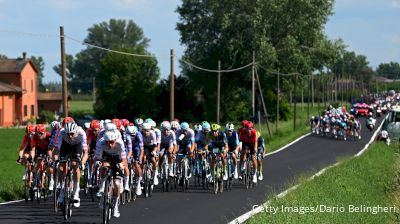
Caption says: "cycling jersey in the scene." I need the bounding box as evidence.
[176,128,195,146]
[86,128,101,154]
[31,132,52,159]
[238,128,257,144]
[20,134,33,152]
[95,138,126,162]
[48,129,58,149]
[142,130,157,146]
[195,131,208,149]
[160,130,176,147]
[206,131,227,151]
[154,128,161,144]
[225,130,239,151]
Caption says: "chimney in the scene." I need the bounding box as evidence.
[22,52,26,59]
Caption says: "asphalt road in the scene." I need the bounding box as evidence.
[0,117,382,224]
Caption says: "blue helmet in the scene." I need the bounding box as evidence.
[201,121,210,131]
[181,122,189,130]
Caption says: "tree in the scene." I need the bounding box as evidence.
[0,54,7,59]
[376,62,400,79]
[31,56,46,92]
[176,0,335,122]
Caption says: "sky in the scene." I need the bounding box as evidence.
[0,0,399,83]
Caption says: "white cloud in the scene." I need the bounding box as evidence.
[392,0,400,8]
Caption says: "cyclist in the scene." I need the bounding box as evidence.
[176,122,195,177]
[95,130,126,218]
[205,124,228,182]
[135,118,144,131]
[112,119,130,192]
[31,124,54,191]
[86,120,103,187]
[142,122,159,185]
[16,124,36,183]
[126,125,144,196]
[225,123,240,179]
[238,121,258,183]
[159,121,177,177]
[194,121,211,180]
[256,131,266,181]
[56,122,88,208]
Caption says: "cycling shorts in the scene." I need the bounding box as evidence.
[34,147,48,161]
[144,145,156,158]
[101,152,123,179]
[242,142,256,155]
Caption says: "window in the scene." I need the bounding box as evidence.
[31,80,33,92]
[24,105,27,116]
[24,80,26,90]
[31,105,34,116]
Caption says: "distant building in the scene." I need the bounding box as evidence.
[38,92,71,115]
[0,53,38,127]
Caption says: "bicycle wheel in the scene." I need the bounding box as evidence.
[83,164,89,195]
[24,169,30,202]
[63,175,70,220]
[103,176,111,224]
[53,164,59,211]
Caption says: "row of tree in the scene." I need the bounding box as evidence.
[2,0,400,123]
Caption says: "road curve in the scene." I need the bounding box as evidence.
[0,117,382,224]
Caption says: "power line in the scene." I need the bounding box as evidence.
[180,59,253,73]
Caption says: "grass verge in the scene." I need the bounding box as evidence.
[0,128,26,202]
[248,142,400,224]
[70,100,94,114]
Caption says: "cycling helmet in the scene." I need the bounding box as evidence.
[171,120,180,129]
[62,116,75,126]
[112,119,122,129]
[181,122,189,130]
[161,121,171,130]
[104,122,117,131]
[225,123,234,131]
[241,120,248,127]
[26,124,36,134]
[64,122,78,134]
[90,120,101,130]
[244,121,253,129]
[103,130,117,142]
[36,124,46,133]
[135,118,143,126]
[121,119,129,127]
[194,123,202,132]
[142,122,151,131]
[50,121,60,130]
[311,116,315,120]
[211,123,221,131]
[84,122,90,129]
[202,121,211,131]
[126,125,138,135]
[145,118,153,123]
[104,119,112,124]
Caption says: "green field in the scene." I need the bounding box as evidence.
[70,100,94,114]
[249,142,400,224]
[0,128,26,202]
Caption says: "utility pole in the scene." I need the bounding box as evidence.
[93,77,96,103]
[170,49,174,121]
[293,74,297,130]
[217,60,221,123]
[252,51,255,118]
[60,26,68,117]
[311,73,314,107]
[276,70,280,131]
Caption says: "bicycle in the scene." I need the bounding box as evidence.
[241,148,256,189]
[194,150,208,190]
[59,155,76,220]
[160,152,170,192]
[128,159,137,202]
[177,153,190,192]
[225,151,234,191]
[212,148,224,194]
[53,160,59,212]
[32,156,48,204]
[102,164,116,224]
[22,159,34,202]
[142,156,154,198]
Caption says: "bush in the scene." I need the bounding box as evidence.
[38,110,55,124]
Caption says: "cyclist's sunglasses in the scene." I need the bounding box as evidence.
[68,133,75,137]
[92,128,100,133]
[106,140,115,145]
[37,132,45,136]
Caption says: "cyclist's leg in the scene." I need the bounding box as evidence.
[257,146,264,180]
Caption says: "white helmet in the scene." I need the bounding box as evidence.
[171,120,180,129]
[225,123,234,131]
[84,122,90,129]
[104,122,117,131]
[135,118,143,126]
[104,119,112,124]
[50,121,60,130]
[161,121,171,130]
[150,120,156,128]
[64,122,78,134]
[194,124,202,132]
[142,122,151,131]
[126,125,137,135]
[103,130,117,141]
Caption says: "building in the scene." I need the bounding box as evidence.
[0,53,38,126]
[38,92,71,115]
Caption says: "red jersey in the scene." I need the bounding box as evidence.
[238,127,257,144]
[20,134,32,151]
[31,132,52,150]
[86,128,97,143]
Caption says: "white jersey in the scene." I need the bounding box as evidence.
[142,130,157,146]
[161,130,176,146]
[95,137,126,161]
[154,128,161,144]
[57,126,88,152]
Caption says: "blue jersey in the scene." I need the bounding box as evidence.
[225,131,239,150]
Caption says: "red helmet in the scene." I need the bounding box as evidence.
[121,119,129,127]
[90,120,101,130]
[112,119,122,129]
[62,116,75,126]
[244,121,253,129]
[26,124,35,134]
[36,124,47,133]
[241,120,248,127]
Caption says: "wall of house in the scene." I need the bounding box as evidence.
[19,63,37,122]
[38,100,62,114]
[0,94,15,127]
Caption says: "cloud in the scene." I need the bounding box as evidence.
[392,0,400,8]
